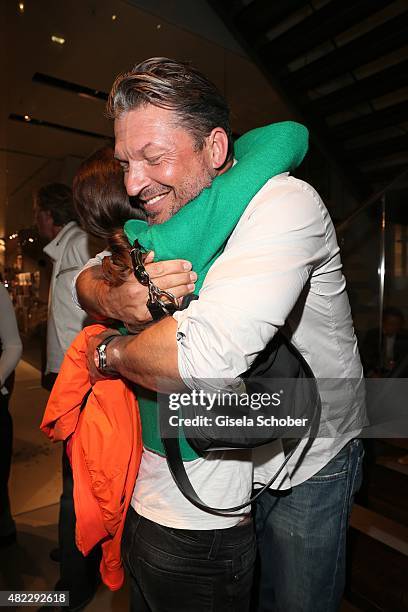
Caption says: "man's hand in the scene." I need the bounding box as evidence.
[76,251,196,326]
[86,329,121,385]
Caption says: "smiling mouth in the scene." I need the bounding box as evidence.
[141,192,170,208]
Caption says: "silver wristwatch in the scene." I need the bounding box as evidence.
[94,334,120,374]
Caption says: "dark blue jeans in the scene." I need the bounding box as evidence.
[254,438,364,612]
[122,508,257,612]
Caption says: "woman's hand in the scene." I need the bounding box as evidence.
[76,251,197,326]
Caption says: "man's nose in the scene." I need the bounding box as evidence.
[125,164,150,197]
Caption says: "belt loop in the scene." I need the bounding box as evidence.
[208,530,221,560]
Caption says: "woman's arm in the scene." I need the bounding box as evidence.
[0,284,22,386]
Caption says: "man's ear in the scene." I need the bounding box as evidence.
[206,128,229,170]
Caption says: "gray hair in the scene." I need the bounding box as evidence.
[106,57,233,160]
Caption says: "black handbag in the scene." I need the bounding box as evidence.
[160,308,321,515]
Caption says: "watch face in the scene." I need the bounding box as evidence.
[94,347,101,370]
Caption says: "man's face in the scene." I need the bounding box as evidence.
[33,203,54,241]
[114,105,216,224]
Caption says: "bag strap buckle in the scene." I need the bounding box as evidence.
[130,240,179,321]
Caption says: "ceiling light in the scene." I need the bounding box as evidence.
[24,114,31,121]
[51,35,65,45]
[18,2,24,13]
[156,24,161,29]
[28,238,34,243]
[112,14,117,20]
[78,92,100,102]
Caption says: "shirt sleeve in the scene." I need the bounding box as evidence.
[173,178,330,390]
[71,249,111,310]
[0,284,23,386]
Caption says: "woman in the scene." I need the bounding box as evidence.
[0,281,22,546]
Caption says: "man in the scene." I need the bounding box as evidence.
[34,184,94,382]
[361,306,408,376]
[34,183,100,611]
[0,282,22,547]
[75,58,365,612]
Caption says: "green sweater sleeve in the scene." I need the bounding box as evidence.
[124,121,308,292]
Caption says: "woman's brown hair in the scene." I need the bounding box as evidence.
[72,146,146,286]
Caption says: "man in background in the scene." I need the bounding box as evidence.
[35,183,93,387]
[361,306,408,376]
[34,183,100,612]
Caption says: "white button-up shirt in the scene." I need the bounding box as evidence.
[175,173,365,480]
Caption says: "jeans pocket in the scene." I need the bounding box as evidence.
[139,556,214,612]
[232,535,257,582]
[165,526,203,546]
[350,439,364,497]
[308,447,350,482]
[121,509,141,573]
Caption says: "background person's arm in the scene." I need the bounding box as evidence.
[0,284,23,388]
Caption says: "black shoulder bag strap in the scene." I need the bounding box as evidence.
[160,296,321,516]
[161,433,303,516]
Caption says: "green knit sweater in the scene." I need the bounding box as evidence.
[124,121,308,459]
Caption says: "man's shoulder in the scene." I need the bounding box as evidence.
[262,173,323,203]
[62,225,92,262]
[65,223,88,241]
[245,173,328,225]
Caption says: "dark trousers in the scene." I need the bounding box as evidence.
[55,440,101,609]
[44,372,100,608]
[0,393,15,537]
[122,507,256,612]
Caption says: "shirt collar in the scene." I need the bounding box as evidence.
[43,221,77,261]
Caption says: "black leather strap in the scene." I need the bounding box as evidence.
[161,434,300,516]
[95,334,121,373]
[161,295,320,515]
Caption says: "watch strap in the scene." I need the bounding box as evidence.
[95,334,120,372]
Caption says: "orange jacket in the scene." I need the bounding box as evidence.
[40,324,142,591]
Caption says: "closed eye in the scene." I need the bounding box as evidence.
[145,155,163,165]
